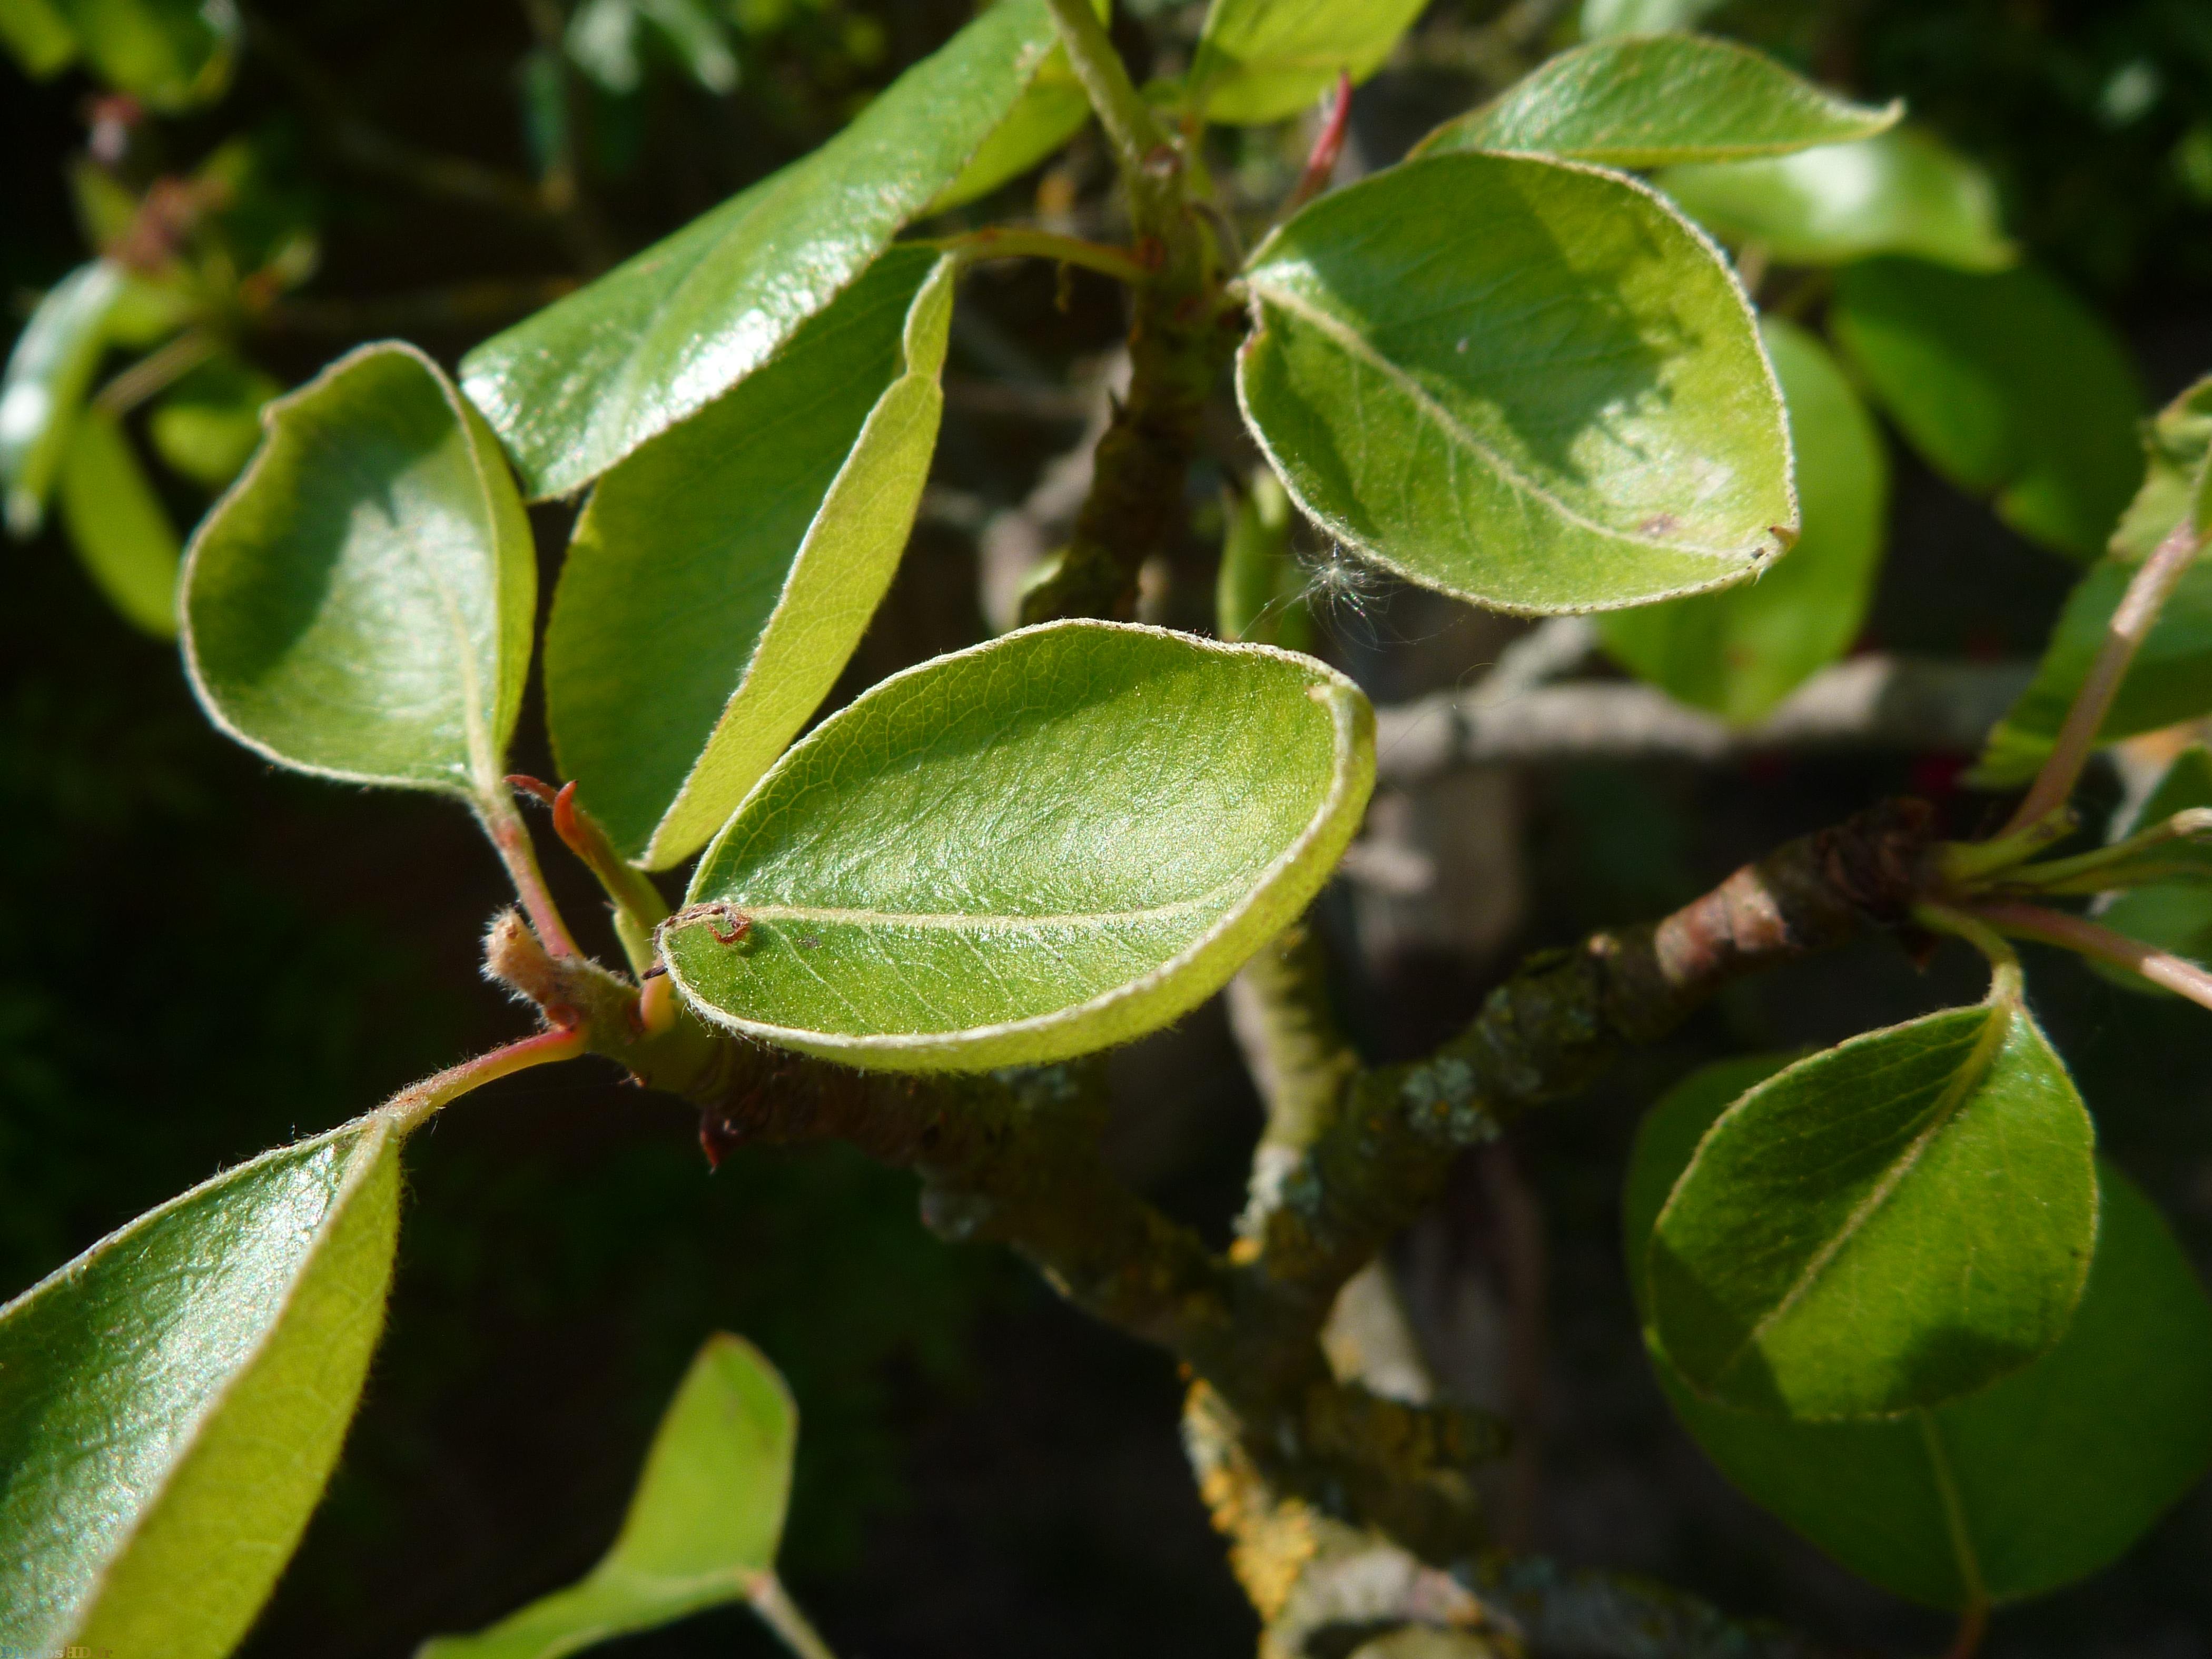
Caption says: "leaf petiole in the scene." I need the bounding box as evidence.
[475,782,582,960]
[381,1025,588,1135]
[1964,896,2212,1014]
[510,775,668,977]
[748,1573,841,1659]
[1912,902,2026,1006]
[1978,806,2212,896]
[935,226,1156,286]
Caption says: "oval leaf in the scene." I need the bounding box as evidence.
[1598,318,1886,722]
[1627,1060,2212,1609]
[181,342,536,802]
[1238,152,1795,615]
[1191,0,1428,125]
[1658,127,2016,271]
[548,249,953,869]
[1831,258,2142,561]
[0,1118,400,1658]
[461,0,1060,499]
[1418,35,1898,169]
[1647,992,2098,1419]
[1,259,123,536]
[665,621,1375,1071]
[57,404,180,638]
[421,1334,797,1659]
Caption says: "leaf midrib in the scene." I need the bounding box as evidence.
[675,881,1243,937]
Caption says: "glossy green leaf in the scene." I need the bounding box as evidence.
[548,249,954,870]
[1831,259,2142,561]
[1,260,123,537]
[420,1334,799,1659]
[2090,748,2212,995]
[1238,152,1794,616]
[1647,988,2098,1419]
[1628,1060,2212,1609]
[54,0,236,108]
[1580,0,1722,35]
[0,1117,400,1656]
[928,0,1105,213]
[1216,467,1311,651]
[1599,318,1885,722]
[181,342,536,802]
[1658,127,2016,271]
[0,0,77,76]
[666,621,1375,1071]
[1418,35,1898,169]
[1191,0,1428,125]
[461,0,1059,499]
[2111,374,2212,563]
[1971,557,2212,787]
[58,406,180,637]
[150,355,283,489]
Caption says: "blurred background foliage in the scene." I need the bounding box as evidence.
[3,1,2211,1654]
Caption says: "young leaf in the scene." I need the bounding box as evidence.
[0,1117,401,1658]
[1971,556,2212,787]
[1417,35,1899,169]
[1646,989,2098,1420]
[1,259,124,536]
[420,1334,806,1659]
[1190,0,1428,125]
[150,354,284,489]
[1598,318,1886,722]
[1238,152,1795,616]
[1831,259,2143,561]
[58,405,180,638]
[181,342,536,803]
[54,0,236,108]
[547,249,955,870]
[1627,1060,2212,1609]
[1658,127,2015,271]
[665,621,1375,1071]
[2110,374,2212,564]
[461,0,1061,499]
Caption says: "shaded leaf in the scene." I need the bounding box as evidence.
[0,1118,400,1657]
[547,248,954,869]
[1628,1059,2212,1609]
[1216,467,1311,651]
[1419,35,1897,169]
[2089,747,2212,995]
[182,342,536,802]
[54,0,235,108]
[1647,989,2098,1419]
[666,621,1374,1071]
[150,354,284,488]
[1191,0,1427,125]
[0,0,77,76]
[58,405,179,637]
[1971,556,2212,787]
[1599,318,1885,722]
[420,1335,799,1659]
[1,259,124,537]
[929,0,1105,213]
[1658,127,2015,271]
[1238,152,1794,615]
[1831,259,2142,561]
[2110,374,2212,563]
[461,0,1060,498]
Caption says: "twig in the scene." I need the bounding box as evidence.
[1967,897,2212,1011]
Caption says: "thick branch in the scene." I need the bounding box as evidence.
[1372,656,2031,786]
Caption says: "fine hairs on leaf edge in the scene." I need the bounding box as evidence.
[658,619,1376,1071]
[1235,150,1801,618]
[176,339,533,808]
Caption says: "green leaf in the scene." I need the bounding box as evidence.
[1191,0,1428,125]
[181,342,536,802]
[1580,0,1722,36]
[547,248,954,870]
[2110,374,2212,563]
[2087,747,2212,995]
[461,0,1061,499]
[1627,1060,2212,1609]
[666,621,1375,1071]
[1,260,124,537]
[54,0,236,108]
[1831,259,2143,561]
[1216,467,1311,651]
[58,406,180,638]
[420,1334,800,1659]
[928,0,1105,213]
[150,354,284,489]
[1238,152,1795,616]
[1646,988,2098,1419]
[1658,127,2016,271]
[1418,35,1899,169]
[1971,556,2212,787]
[0,1117,401,1657]
[0,0,77,76]
[1598,318,1886,722]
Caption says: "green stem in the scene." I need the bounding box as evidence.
[748,1575,840,1659]
[93,329,220,418]
[938,226,1156,285]
[1043,0,1177,236]
[1976,805,2212,895]
[1966,896,2212,1012]
[1912,902,2024,1005]
[510,776,667,978]
[381,1025,587,1135]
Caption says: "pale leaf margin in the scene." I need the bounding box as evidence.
[662,620,1377,1071]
